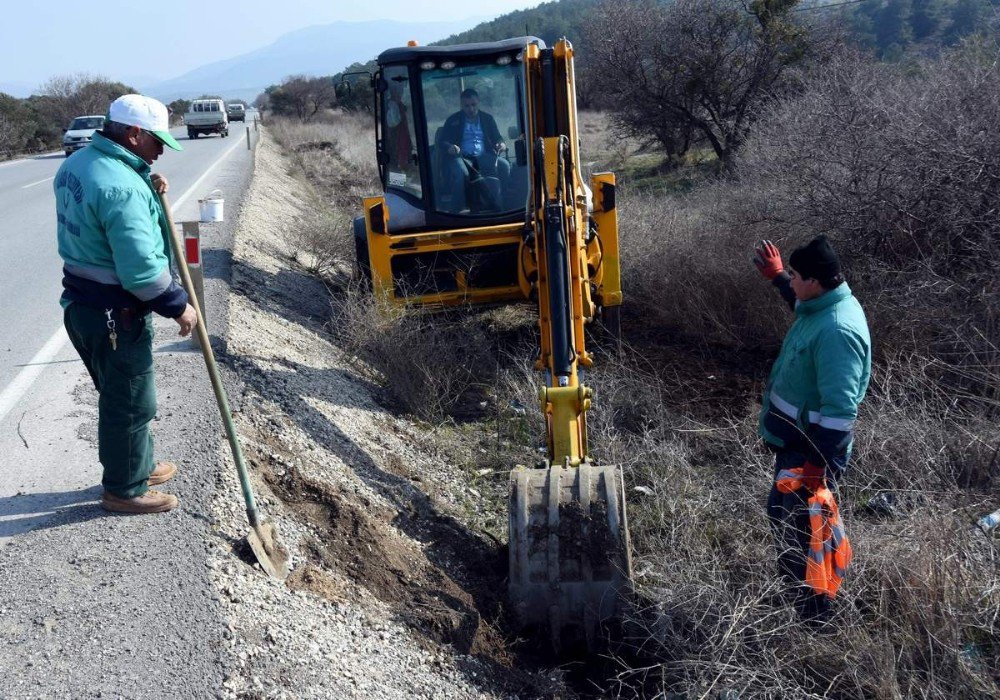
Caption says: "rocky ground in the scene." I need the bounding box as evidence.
[206,130,564,699]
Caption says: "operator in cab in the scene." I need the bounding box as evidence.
[438,88,510,212]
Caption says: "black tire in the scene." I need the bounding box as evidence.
[353,215,372,288]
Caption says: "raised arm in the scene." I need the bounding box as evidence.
[753,239,796,311]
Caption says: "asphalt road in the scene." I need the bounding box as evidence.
[0,118,258,697]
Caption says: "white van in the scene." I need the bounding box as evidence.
[226,102,246,122]
[185,99,229,139]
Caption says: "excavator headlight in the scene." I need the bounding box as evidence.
[419,61,436,71]
[440,60,456,70]
[496,55,512,66]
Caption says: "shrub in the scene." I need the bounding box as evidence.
[619,44,1000,408]
[329,286,496,422]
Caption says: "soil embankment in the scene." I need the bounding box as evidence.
[207,130,562,699]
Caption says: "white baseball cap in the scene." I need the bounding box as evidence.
[107,94,182,151]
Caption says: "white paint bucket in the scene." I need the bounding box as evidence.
[198,189,224,222]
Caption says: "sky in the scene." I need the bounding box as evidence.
[1,0,541,93]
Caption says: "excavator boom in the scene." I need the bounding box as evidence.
[355,36,631,652]
[508,39,632,652]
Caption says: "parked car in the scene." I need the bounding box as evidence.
[63,115,105,156]
[226,102,246,122]
[185,99,229,139]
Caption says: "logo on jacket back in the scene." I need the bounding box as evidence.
[55,170,84,204]
[55,170,84,236]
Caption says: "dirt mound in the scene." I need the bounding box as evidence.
[261,452,509,658]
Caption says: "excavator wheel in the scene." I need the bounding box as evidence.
[509,462,632,653]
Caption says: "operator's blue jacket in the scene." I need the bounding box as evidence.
[55,132,187,317]
[759,278,871,470]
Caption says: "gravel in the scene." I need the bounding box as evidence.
[207,130,548,699]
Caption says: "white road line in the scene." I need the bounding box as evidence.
[0,326,70,425]
[22,176,55,189]
[171,136,245,210]
[0,139,245,424]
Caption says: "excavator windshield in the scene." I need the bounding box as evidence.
[420,58,529,216]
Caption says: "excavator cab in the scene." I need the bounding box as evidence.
[355,37,631,652]
[355,38,536,304]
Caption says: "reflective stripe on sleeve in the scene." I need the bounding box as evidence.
[818,415,856,431]
[771,390,855,431]
[130,268,174,301]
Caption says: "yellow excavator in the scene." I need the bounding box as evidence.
[353,36,632,650]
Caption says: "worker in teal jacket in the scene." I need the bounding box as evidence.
[56,94,197,515]
[753,235,871,621]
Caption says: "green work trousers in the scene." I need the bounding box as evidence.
[64,304,156,498]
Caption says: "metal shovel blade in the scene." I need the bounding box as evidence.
[247,519,291,581]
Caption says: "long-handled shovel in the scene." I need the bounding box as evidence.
[159,191,291,581]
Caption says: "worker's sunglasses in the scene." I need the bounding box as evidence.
[142,129,165,147]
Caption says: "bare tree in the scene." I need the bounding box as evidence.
[39,73,135,128]
[267,75,337,120]
[0,113,27,154]
[585,0,834,166]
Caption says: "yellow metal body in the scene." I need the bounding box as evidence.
[361,35,630,652]
[360,37,622,464]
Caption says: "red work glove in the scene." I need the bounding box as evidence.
[753,240,784,280]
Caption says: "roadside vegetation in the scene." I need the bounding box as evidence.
[0,73,197,159]
[257,0,1000,691]
[0,74,135,159]
[268,31,1000,698]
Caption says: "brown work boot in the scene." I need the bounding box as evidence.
[101,490,178,514]
[147,460,178,486]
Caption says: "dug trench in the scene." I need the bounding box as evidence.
[244,415,638,696]
[222,329,645,695]
[260,443,508,658]
[218,129,685,696]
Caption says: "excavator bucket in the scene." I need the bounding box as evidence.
[508,463,633,652]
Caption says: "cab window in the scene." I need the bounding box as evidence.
[381,65,421,199]
[421,58,527,215]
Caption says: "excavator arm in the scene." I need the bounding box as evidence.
[354,35,629,653]
[508,39,631,653]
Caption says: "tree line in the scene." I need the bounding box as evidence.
[3,0,997,160]
[0,75,134,157]
[852,0,1000,58]
[0,73,206,158]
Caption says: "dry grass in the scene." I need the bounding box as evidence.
[268,79,1000,697]
[269,111,379,280]
[581,347,1000,697]
[581,45,1000,698]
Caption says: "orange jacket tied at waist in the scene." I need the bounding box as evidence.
[775,465,853,598]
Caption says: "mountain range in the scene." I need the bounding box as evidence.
[145,18,488,104]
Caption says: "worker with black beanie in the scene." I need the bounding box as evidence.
[752,235,872,623]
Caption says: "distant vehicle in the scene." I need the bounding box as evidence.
[185,99,229,139]
[226,102,246,122]
[63,115,105,157]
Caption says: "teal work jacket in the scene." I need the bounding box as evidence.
[759,282,871,466]
[55,132,187,317]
